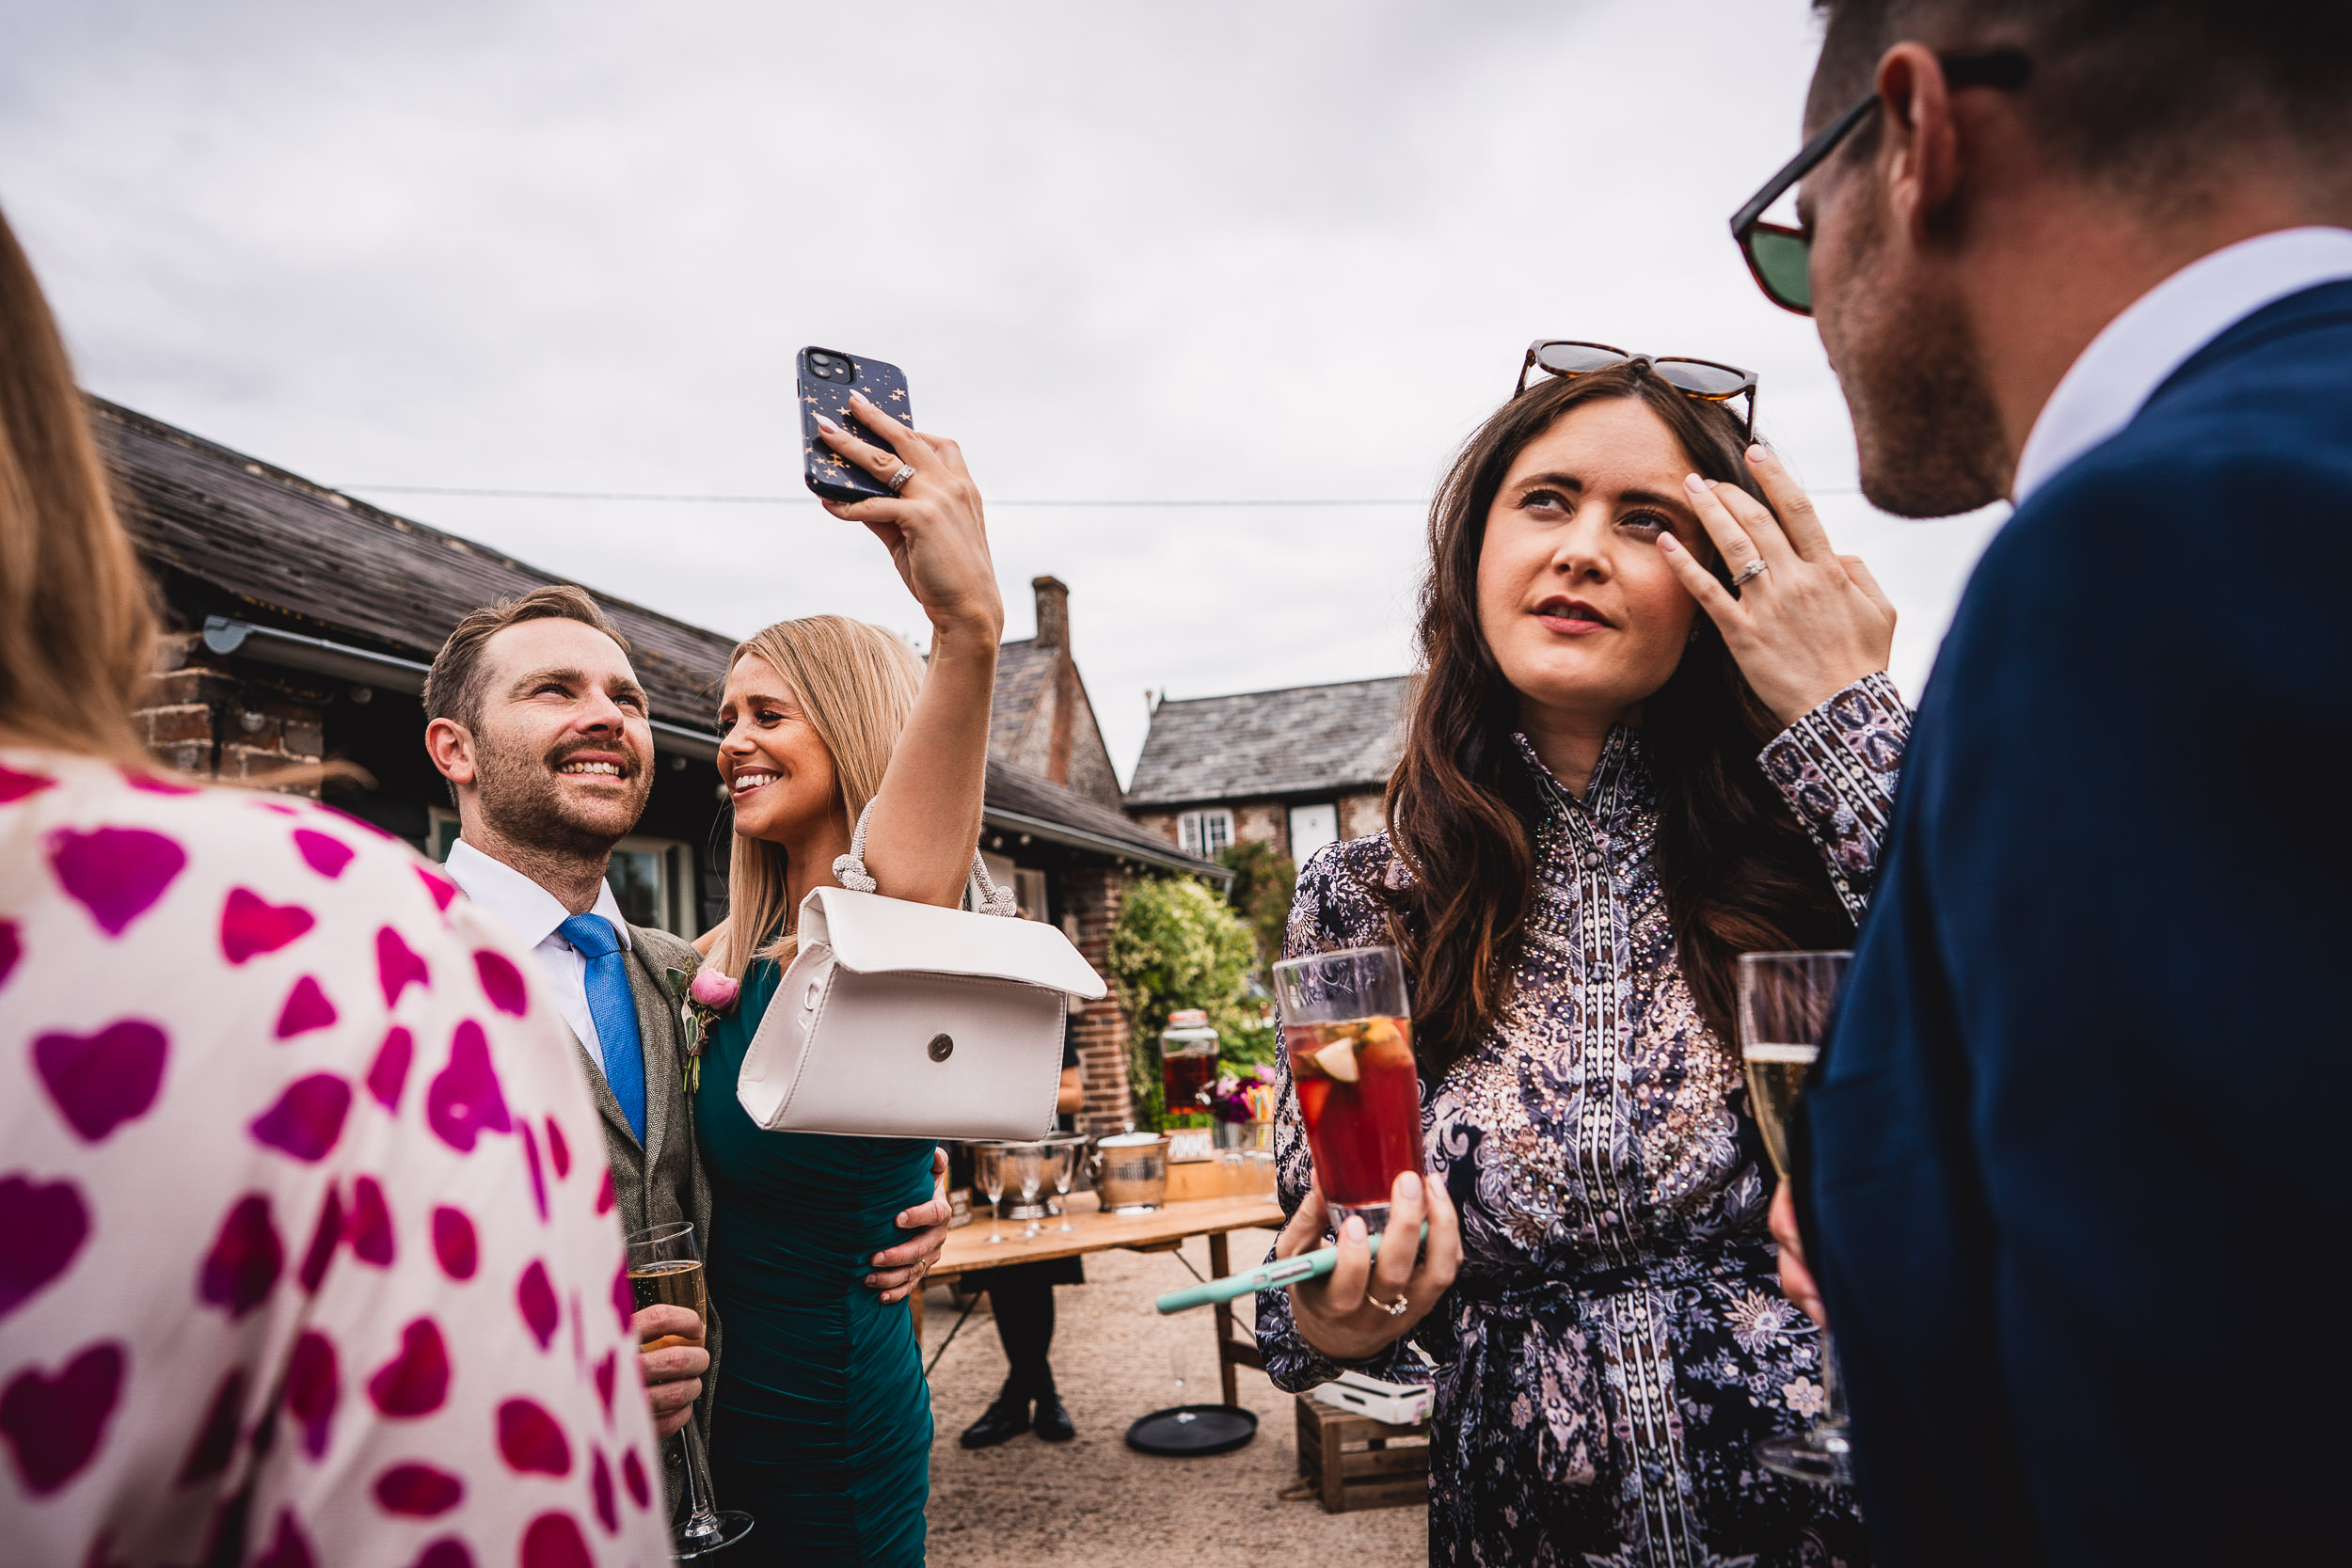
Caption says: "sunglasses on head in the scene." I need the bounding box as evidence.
[1516,341,1759,443]
[1729,49,2032,316]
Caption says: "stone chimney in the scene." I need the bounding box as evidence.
[1032,576,1070,652]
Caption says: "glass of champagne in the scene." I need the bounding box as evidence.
[1272,943,1422,1231]
[626,1222,753,1558]
[977,1146,1007,1243]
[1013,1146,1047,1239]
[1049,1136,1078,1232]
[1738,950,1856,1487]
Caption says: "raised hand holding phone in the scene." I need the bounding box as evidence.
[1275,1167,1460,1363]
[800,355,1004,910]
[807,389,998,639]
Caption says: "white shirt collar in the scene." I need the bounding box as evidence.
[2012,227,2352,504]
[442,837,633,954]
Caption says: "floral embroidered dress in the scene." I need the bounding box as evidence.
[1256,675,1909,1568]
[0,752,670,1568]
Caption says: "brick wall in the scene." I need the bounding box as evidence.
[135,631,328,793]
[1338,788,1388,843]
[1060,862,1138,1133]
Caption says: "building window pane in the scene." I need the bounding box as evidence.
[610,834,693,936]
[1179,808,1233,857]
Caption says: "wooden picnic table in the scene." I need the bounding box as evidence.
[921,1190,1284,1408]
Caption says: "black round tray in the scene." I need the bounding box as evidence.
[1124,1403,1258,1457]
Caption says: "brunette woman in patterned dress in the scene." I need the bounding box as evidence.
[1255,359,1907,1566]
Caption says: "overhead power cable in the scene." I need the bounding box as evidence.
[339,484,1431,507]
[340,482,1862,505]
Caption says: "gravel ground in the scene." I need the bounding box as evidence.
[920,1228,1426,1567]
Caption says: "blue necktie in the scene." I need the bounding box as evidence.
[558,913,647,1145]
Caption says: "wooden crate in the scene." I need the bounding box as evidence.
[1293,1394,1430,1513]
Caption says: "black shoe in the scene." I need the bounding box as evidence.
[960,1386,1031,1449]
[1032,1391,1075,1443]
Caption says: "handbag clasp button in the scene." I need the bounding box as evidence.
[927,1033,954,1062]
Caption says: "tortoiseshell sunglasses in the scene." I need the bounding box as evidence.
[1516,341,1758,443]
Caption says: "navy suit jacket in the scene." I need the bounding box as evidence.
[1803,279,2352,1566]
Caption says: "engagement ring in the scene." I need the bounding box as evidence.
[885,463,914,495]
[1731,559,1770,586]
[1366,1291,1410,1318]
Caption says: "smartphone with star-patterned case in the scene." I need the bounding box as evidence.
[798,345,914,503]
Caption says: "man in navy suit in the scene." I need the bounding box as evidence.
[1734,4,2352,1563]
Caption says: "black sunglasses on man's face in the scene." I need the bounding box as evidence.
[1729,49,2031,315]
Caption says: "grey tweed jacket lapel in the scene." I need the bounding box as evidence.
[568,923,719,1456]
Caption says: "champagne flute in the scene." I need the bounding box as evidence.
[1013,1147,1046,1239]
[626,1222,753,1558]
[1168,1339,1198,1423]
[1738,950,1856,1487]
[1049,1137,1078,1232]
[977,1146,1007,1243]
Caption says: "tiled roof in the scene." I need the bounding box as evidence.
[985,758,1224,878]
[99,395,1221,872]
[1125,675,1410,807]
[97,397,737,733]
[988,638,1055,757]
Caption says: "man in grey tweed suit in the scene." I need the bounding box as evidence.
[421,586,951,1472]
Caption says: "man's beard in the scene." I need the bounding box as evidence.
[1831,248,2011,518]
[473,728,650,862]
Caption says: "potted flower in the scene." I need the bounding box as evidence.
[1208,1067,1278,1153]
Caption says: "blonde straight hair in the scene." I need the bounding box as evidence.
[0,206,156,763]
[715,614,924,980]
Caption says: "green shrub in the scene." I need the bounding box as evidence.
[1217,838,1297,967]
[1106,874,1275,1125]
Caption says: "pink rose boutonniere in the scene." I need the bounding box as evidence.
[665,964,741,1095]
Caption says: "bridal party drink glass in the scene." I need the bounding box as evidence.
[1737,950,1856,1487]
[626,1222,752,1558]
[1273,943,1423,1231]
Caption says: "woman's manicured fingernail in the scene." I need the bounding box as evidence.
[814,413,842,433]
[1747,444,1769,464]
[1393,1172,1420,1203]
[1659,532,1678,552]
[1343,1217,1367,1243]
[1683,472,1708,493]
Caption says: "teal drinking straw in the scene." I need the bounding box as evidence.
[1154,1225,1429,1315]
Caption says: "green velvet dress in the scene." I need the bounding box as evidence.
[695,956,937,1565]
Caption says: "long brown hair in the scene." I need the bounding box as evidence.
[0,206,156,763]
[1384,365,1851,1075]
[711,614,923,980]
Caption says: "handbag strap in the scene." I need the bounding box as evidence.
[832,796,1019,918]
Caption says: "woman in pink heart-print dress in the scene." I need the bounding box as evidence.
[0,206,670,1567]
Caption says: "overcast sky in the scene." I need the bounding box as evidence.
[3,0,2003,782]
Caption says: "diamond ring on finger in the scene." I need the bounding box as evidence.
[885,462,914,496]
[1731,558,1770,586]
[1365,1291,1410,1318]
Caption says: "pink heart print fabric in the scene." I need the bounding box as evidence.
[0,752,669,1567]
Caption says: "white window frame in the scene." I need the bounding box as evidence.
[1178,808,1234,858]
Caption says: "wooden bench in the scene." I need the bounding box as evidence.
[1291,1394,1431,1513]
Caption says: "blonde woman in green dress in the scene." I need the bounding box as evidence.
[692,396,999,1564]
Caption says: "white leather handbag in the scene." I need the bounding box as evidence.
[736,805,1108,1141]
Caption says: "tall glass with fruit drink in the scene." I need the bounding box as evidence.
[1272,943,1422,1231]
